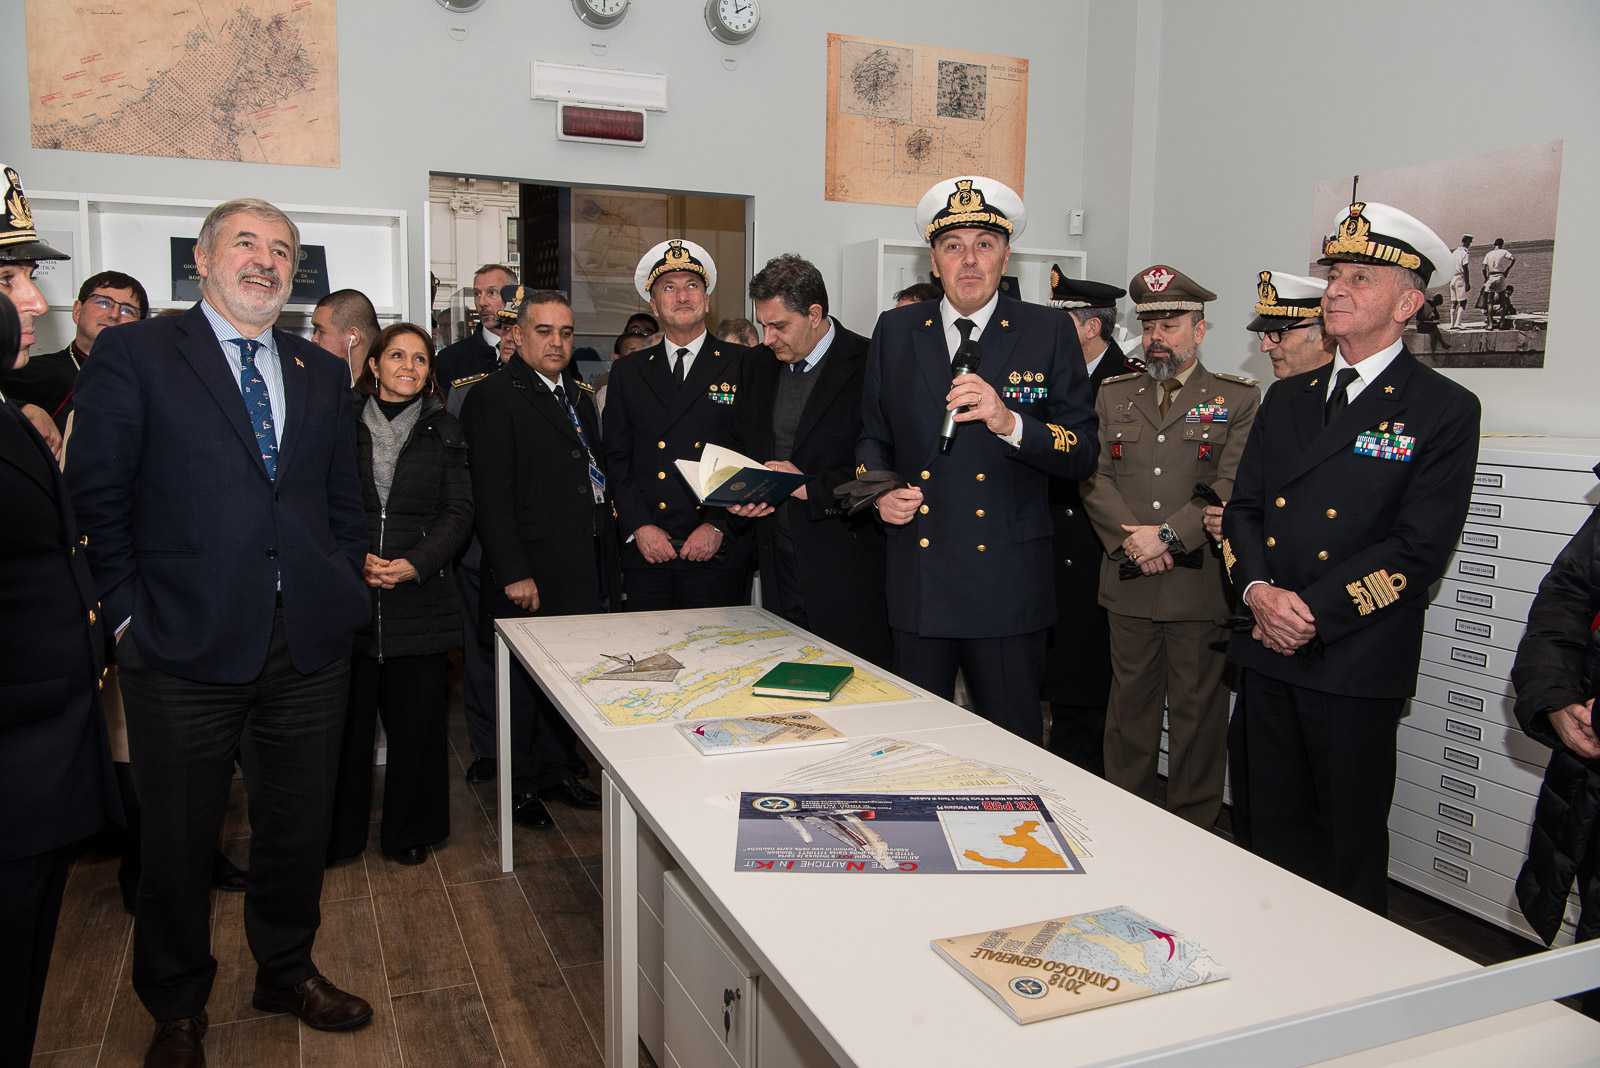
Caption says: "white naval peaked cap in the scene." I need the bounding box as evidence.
[1247,270,1326,332]
[916,175,1026,244]
[1319,202,1451,288]
[635,239,717,301]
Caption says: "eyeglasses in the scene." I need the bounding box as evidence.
[86,294,143,320]
[1255,321,1316,344]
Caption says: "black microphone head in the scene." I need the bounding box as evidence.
[952,339,982,376]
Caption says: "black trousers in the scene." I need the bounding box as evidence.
[0,845,73,1066]
[892,629,1047,745]
[624,565,748,612]
[118,611,349,1020]
[507,658,586,795]
[1233,668,1405,915]
[328,653,450,859]
[454,545,498,762]
[1047,702,1107,776]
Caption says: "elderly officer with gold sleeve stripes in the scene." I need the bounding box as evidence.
[1081,265,1259,829]
[858,175,1098,744]
[1222,202,1481,914]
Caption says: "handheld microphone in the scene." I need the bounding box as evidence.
[938,340,983,454]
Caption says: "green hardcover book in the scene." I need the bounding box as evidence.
[751,662,854,701]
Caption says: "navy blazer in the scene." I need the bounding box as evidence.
[858,295,1100,637]
[68,303,369,684]
[0,400,121,861]
[1223,347,1481,697]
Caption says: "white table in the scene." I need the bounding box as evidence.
[495,608,1600,1067]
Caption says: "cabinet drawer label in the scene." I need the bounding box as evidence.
[1454,619,1493,639]
[1468,501,1504,519]
[1473,472,1504,488]
[1455,589,1494,609]
[1445,719,1484,742]
[1440,775,1477,799]
[1457,560,1496,579]
[1461,531,1500,549]
[1436,830,1473,855]
[1447,690,1485,713]
[1438,802,1475,826]
[1450,647,1489,667]
[1433,857,1470,882]
[1443,747,1481,770]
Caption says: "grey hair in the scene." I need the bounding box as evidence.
[197,198,300,264]
[1068,306,1117,345]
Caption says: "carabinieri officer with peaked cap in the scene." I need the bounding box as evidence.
[1223,201,1481,914]
[858,175,1098,744]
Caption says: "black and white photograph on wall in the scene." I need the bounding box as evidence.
[1308,140,1563,369]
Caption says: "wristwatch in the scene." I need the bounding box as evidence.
[1157,523,1178,547]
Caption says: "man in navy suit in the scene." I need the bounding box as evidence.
[726,254,890,666]
[70,198,374,1065]
[1223,202,1481,914]
[0,164,122,1065]
[858,176,1099,743]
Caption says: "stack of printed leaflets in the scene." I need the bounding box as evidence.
[763,736,1094,858]
[931,906,1228,1023]
[676,711,845,756]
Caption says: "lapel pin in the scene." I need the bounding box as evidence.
[1000,319,1010,328]
[1309,378,1319,387]
[924,319,933,327]
[294,357,304,368]
[1384,385,1395,394]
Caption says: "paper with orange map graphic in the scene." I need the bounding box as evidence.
[825,33,1027,207]
[25,1,338,167]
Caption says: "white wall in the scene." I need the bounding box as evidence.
[0,0,1089,337]
[1090,0,1600,435]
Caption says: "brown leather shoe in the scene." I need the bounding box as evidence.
[144,1012,207,1067]
[252,974,373,1031]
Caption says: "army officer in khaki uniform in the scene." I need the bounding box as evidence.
[1081,266,1259,828]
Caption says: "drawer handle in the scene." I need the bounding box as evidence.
[723,987,741,1040]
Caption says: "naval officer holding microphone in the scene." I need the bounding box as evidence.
[857,175,1098,743]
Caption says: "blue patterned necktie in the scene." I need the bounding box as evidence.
[232,338,278,480]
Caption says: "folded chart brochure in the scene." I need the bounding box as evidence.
[676,712,845,755]
[752,662,853,700]
[932,906,1228,1023]
[675,443,808,508]
[762,736,1096,858]
[734,791,1083,874]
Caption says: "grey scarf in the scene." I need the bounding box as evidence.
[362,395,424,507]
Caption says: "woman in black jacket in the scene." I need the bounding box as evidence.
[1511,473,1600,1015]
[327,323,473,865]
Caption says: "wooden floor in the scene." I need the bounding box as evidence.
[33,691,1564,1065]
[29,681,625,1068]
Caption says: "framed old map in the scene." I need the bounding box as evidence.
[825,33,1028,207]
[25,0,339,167]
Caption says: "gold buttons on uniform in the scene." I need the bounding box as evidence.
[1325,508,1338,519]
[658,441,666,449]
[1266,537,1276,547]
[919,537,929,548]
[975,509,985,517]
[657,471,666,479]
[918,504,929,514]
[920,470,931,480]
[1156,434,1165,443]
[1317,550,1329,561]
[975,473,985,481]
[977,545,987,552]
[1153,467,1162,476]
[89,610,97,624]
[658,502,667,510]
[1275,497,1286,508]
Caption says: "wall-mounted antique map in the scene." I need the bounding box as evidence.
[26,1,339,168]
[825,33,1027,208]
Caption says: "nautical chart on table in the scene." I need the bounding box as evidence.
[508,607,917,730]
[25,1,339,167]
[825,32,1028,207]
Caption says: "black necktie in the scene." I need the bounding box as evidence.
[673,347,689,387]
[954,317,977,361]
[1324,367,1359,425]
[790,360,807,373]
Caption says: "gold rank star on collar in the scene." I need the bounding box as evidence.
[1000,319,1009,327]
[1384,386,1395,393]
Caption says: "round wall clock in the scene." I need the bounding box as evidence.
[705,0,760,45]
[572,0,630,30]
